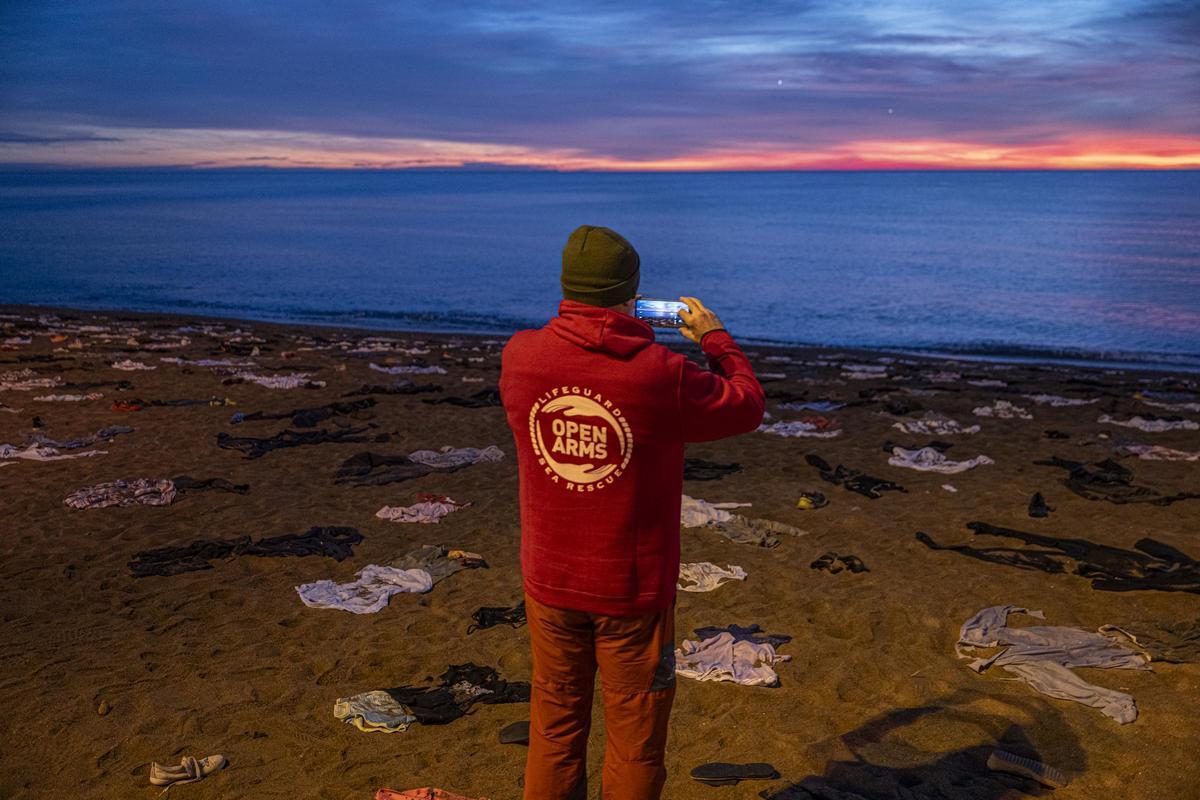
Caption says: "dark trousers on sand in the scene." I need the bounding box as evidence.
[523,593,676,800]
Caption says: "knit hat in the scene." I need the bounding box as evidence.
[561,225,640,307]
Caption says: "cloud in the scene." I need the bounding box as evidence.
[0,0,1196,168]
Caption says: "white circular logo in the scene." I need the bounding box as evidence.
[528,386,633,491]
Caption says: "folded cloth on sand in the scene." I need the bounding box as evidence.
[129,526,363,577]
[233,398,376,427]
[407,445,504,469]
[972,400,1032,419]
[334,690,417,732]
[376,495,470,523]
[758,418,841,438]
[675,631,790,687]
[1098,413,1199,432]
[345,380,442,397]
[0,443,106,461]
[297,565,434,614]
[1116,442,1200,462]
[678,562,747,592]
[335,452,458,486]
[65,478,177,509]
[376,789,485,800]
[957,605,1148,724]
[892,411,981,436]
[422,389,501,408]
[467,601,526,634]
[887,446,994,474]
[1034,456,1200,506]
[111,359,155,370]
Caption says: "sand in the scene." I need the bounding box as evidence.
[1,305,1198,800]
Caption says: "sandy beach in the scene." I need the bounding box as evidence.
[1,304,1198,800]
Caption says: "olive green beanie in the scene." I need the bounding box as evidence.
[561,225,640,307]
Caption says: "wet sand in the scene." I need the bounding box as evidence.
[1,305,1198,800]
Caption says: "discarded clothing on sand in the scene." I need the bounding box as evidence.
[344,380,441,397]
[422,389,501,408]
[1034,455,1200,506]
[171,475,249,494]
[678,562,747,592]
[376,788,484,800]
[28,425,132,450]
[891,411,981,436]
[683,458,742,481]
[1138,397,1200,413]
[32,392,103,402]
[298,564,434,614]
[380,663,530,726]
[957,604,1148,724]
[377,494,470,524]
[407,445,505,469]
[335,452,461,486]
[1023,393,1099,407]
[370,362,447,375]
[675,628,791,687]
[334,690,416,732]
[807,454,906,499]
[1115,443,1200,462]
[778,400,845,413]
[393,544,487,585]
[972,400,1032,420]
[232,398,375,428]
[917,521,1200,594]
[692,623,791,648]
[887,446,993,474]
[467,601,526,634]
[231,371,325,389]
[1099,617,1200,664]
[128,526,362,578]
[65,478,177,509]
[0,443,105,462]
[1098,413,1198,432]
[217,427,373,459]
[759,417,842,438]
[111,359,155,371]
[680,495,803,548]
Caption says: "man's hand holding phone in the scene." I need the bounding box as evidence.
[677,296,725,344]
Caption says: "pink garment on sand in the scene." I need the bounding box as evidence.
[376,789,486,800]
[375,494,470,524]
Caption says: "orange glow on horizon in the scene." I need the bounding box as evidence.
[1,126,1197,171]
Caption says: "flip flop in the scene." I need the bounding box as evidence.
[690,762,779,786]
[499,720,530,745]
[987,750,1070,789]
[838,555,869,573]
[149,754,227,787]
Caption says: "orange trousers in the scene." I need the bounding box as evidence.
[523,593,676,800]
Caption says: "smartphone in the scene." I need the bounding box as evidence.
[634,299,689,328]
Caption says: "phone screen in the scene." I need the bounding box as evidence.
[635,299,688,328]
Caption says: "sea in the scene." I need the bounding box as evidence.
[2,169,1198,371]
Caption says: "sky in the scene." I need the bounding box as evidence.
[1,0,1198,170]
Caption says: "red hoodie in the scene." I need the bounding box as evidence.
[500,300,765,616]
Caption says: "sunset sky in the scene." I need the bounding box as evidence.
[1,1,1198,170]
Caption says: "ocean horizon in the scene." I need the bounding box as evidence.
[2,168,1198,371]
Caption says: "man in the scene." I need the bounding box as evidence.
[499,225,764,799]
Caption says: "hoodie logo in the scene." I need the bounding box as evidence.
[529,386,633,491]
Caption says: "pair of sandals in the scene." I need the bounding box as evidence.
[149,755,226,790]
[690,762,779,787]
[810,552,868,574]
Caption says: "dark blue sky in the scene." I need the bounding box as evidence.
[1,1,1197,168]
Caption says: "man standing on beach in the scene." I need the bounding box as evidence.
[500,225,765,799]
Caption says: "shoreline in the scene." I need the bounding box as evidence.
[6,302,1198,378]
